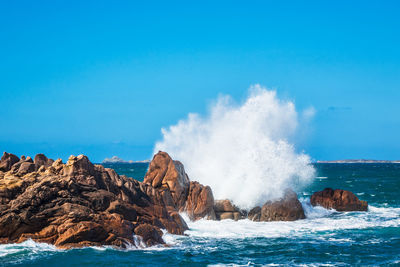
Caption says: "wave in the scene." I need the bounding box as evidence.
[1,204,398,259]
[177,203,400,240]
[154,85,315,209]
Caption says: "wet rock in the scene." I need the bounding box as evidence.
[310,188,368,211]
[214,199,245,221]
[248,206,261,221]
[250,190,305,221]
[134,224,165,246]
[184,181,215,220]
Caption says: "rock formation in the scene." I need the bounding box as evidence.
[213,199,246,221]
[310,188,368,211]
[0,152,188,249]
[248,189,305,221]
[143,151,215,221]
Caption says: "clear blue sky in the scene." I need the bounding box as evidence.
[1,1,399,162]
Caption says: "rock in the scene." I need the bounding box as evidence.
[310,188,368,211]
[134,224,165,246]
[250,190,305,221]
[0,152,20,172]
[213,199,245,221]
[144,151,215,221]
[0,152,189,249]
[248,206,261,221]
[144,152,190,209]
[34,154,54,169]
[219,212,234,220]
[214,199,236,212]
[184,181,215,220]
[16,162,36,175]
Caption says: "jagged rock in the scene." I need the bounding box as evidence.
[214,199,246,221]
[16,162,36,175]
[34,154,54,169]
[310,188,368,211]
[134,224,164,246]
[9,156,35,176]
[184,181,215,220]
[144,151,190,209]
[248,206,261,221]
[144,151,215,221]
[0,152,20,172]
[250,190,305,221]
[0,152,189,249]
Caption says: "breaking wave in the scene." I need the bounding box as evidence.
[155,85,315,209]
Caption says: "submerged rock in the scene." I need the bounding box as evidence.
[310,188,368,211]
[0,152,188,249]
[249,189,305,221]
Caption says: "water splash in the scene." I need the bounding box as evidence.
[155,85,315,209]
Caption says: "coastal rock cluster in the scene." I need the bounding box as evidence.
[0,152,188,248]
[0,150,369,249]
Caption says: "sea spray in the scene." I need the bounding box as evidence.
[154,85,315,209]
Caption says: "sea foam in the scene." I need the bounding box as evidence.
[155,85,315,209]
[179,204,400,240]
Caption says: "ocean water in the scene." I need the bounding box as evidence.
[1,163,399,266]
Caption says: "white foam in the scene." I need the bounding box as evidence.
[154,85,315,209]
[181,204,400,240]
[0,239,58,258]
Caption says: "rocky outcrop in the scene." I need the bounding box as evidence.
[249,190,305,221]
[34,154,54,169]
[0,152,20,172]
[185,182,216,220]
[0,152,188,249]
[143,151,215,221]
[214,199,245,221]
[310,188,368,211]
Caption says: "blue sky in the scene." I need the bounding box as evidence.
[1,1,399,162]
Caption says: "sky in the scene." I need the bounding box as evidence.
[1,0,399,162]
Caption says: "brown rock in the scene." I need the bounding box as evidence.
[34,154,54,169]
[184,181,215,220]
[213,199,245,221]
[144,151,215,221]
[144,151,190,209]
[214,199,236,212]
[16,162,36,175]
[248,206,261,221]
[0,152,20,172]
[134,223,165,246]
[219,212,234,220]
[0,152,189,249]
[310,188,368,211]
[250,189,305,221]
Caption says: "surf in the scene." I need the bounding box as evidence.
[155,85,315,209]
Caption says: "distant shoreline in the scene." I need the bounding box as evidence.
[315,160,400,163]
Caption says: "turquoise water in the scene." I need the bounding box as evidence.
[1,163,399,266]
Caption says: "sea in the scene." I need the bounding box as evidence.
[1,163,399,266]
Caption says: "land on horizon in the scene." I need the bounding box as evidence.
[102,155,400,165]
[316,159,400,163]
